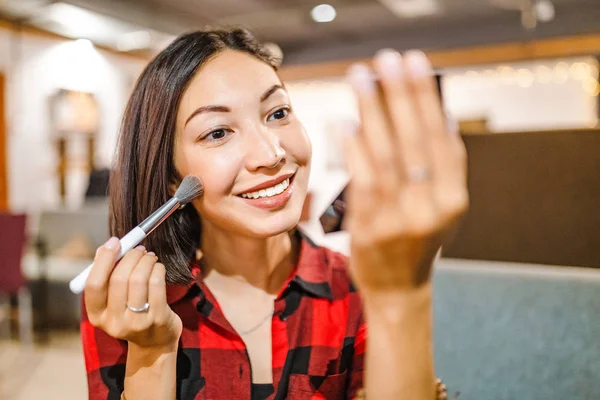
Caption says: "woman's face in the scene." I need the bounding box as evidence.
[174,50,311,238]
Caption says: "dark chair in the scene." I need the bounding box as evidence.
[0,213,32,344]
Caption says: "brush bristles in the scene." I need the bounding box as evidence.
[174,175,203,204]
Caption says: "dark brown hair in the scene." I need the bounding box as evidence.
[109,28,279,285]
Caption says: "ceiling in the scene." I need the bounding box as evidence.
[0,0,598,64]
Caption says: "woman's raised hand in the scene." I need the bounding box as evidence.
[343,50,468,296]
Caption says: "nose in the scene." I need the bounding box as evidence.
[245,127,286,172]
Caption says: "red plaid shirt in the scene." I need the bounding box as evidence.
[81,232,366,399]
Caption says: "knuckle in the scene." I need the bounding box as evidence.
[129,247,146,256]
[143,253,159,263]
[109,274,128,286]
[439,190,469,217]
[129,274,147,287]
[153,313,169,327]
[94,246,110,260]
[105,324,124,339]
[121,248,144,264]
[87,313,102,327]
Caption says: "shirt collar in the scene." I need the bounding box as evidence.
[290,229,334,300]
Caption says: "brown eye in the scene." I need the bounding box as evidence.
[267,107,290,121]
[198,128,233,143]
[209,129,227,140]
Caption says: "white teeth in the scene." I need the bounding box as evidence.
[241,178,290,199]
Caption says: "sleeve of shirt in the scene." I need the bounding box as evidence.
[81,294,128,400]
[346,318,366,399]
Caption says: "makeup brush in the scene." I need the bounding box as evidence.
[69,175,203,294]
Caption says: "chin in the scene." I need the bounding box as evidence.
[242,205,303,238]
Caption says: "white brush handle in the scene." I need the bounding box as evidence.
[69,227,147,294]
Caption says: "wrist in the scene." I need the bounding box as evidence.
[127,340,179,360]
[124,341,179,400]
[362,283,432,323]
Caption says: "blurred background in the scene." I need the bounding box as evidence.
[0,0,599,399]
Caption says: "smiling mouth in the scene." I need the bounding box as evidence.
[239,177,292,199]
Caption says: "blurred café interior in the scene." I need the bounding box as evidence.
[0,0,599,398]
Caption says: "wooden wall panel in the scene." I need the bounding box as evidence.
[443,129,600,268]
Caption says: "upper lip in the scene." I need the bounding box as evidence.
[238,172,294,195]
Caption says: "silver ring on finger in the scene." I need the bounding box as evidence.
[127,302,150,313]
[407,166,432,183]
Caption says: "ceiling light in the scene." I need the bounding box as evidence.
[378,0,441,18]
[31,1,161,52]
[534,0,555,22]
[74,38,94,48]
[117,31,151,52]
[43,2,108,39]
[311,4,337,23]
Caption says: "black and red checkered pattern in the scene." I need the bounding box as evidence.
[81,231,366,399]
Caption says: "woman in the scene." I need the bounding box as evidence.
[81,29,467,400]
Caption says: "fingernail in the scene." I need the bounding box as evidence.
[135,245,146,252]
[405,50,432,78]
[104,237,119,250]
[375,49,402,79]
[147,251,155,256]
[347,63,375,93]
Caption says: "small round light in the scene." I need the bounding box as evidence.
[535,0,555,23]
[311,4,336,23]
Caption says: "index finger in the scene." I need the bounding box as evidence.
[84,237,121,314]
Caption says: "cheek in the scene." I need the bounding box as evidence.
[179,146,242,199]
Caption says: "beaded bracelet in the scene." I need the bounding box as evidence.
[354,378,449,400]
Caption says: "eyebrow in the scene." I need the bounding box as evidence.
[184,84,286,127]
[261,84,285,102]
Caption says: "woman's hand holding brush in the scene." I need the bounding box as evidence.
[79,175,202,400]
[84,240,181,400]
[84,240,182,349]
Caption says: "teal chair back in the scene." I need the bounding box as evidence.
[433,259,600,400]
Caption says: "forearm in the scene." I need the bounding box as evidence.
[363,283,435,399]
[124,342,178,400]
